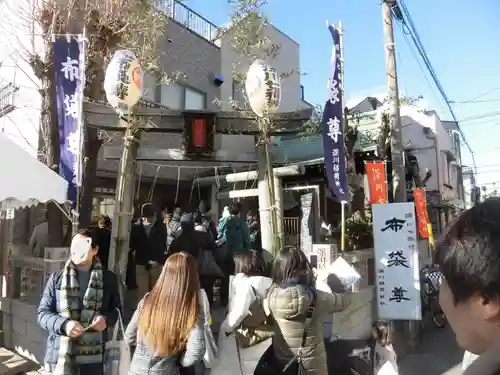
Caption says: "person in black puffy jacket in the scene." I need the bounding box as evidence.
[169,213,217,304]
[130,203,167,299]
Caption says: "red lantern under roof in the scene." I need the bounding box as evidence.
[182,112,215,157]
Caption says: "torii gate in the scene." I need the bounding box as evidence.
[83,101,313,271]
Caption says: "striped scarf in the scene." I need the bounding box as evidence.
[53,259,104,375]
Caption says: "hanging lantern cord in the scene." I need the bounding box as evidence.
[196,168,201,202]
[135,163,143,202]
[232,167,237,202]
[174,166,180,204]
[147,165,161,202]
[189,169,197,203]
[214,167,221,188]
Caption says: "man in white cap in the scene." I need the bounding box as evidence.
[37,229,121,375]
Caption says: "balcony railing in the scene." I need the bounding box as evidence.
[158,0,220,45]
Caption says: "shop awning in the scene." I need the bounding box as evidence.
[0,133,69,210]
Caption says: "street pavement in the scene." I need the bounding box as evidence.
[400,325,464,375]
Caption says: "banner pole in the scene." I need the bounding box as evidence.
[340,200,346,254]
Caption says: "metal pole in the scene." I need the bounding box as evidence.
[338,21,348,255]
[340,201,346,254]
[382,0,406,203]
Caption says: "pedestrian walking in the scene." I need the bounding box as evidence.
[125,252,206,375]
[371,321,398,375]
[216,202,250,306]
[255,246,350,375]
[211,250,273,375]
[37,229,122,375]
[169,213,220,305]
[93,215,111,271]
[130,203,167,299]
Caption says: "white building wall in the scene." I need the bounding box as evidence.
[0,0,44,157]
[219,23,302,113]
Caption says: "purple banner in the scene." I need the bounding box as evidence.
[321,25,348,202]
[54,36,85,206]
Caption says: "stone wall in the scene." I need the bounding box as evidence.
[1,298,45,364]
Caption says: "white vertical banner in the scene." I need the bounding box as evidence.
[372,202,422,320]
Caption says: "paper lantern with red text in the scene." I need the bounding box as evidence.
[245,59,281,117]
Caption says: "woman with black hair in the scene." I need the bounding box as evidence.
[261,246,350,375]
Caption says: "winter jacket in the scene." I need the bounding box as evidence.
[37,268,121,365]
[124,294,206,375]
[169,222,215,259]
[211,274,273,375]
[93,227,111,271]
[217,216,250,255]
[131,216,167,266]
[267,284,350,375]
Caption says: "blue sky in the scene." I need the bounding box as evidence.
[187,0,500,186]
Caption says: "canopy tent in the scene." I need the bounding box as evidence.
[0,133,69,210]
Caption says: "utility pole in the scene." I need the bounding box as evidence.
[381,0,406,203]
[381,0,414,356]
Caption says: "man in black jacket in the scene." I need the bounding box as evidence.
[169,213,217,304]
[130,203,167,299]
[93,215,111,271]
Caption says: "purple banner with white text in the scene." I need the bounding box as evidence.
[53,36,85,206]
[321,25,348,202]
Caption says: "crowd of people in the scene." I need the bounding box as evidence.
[34,197,500,375]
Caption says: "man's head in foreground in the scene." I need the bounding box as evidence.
[436,197,500,355]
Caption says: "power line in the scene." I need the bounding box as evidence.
[396,0,477,178]
[450,99,500,104]
[456,86,500,103]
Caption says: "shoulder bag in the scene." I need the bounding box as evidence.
[234,285,274,349]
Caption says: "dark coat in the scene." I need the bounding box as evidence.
[93,227,111,270]
[169,223,215,259]
[130,217,167,266]
[37,268,122,365]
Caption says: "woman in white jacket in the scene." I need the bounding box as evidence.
[211,250,272,375]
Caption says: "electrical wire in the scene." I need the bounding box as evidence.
[396,0,477,178]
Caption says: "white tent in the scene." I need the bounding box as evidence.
[0,132,69,210]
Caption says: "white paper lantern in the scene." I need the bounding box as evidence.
[245,59,281,117]
[104,50,144,114]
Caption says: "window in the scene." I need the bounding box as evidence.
[232,79,245,105]
[185,87,206,110]
[92,197,115,221]
[160,84,183,109]
[157,83,206,110]
[0,83,19,117]
[300,85,305,100]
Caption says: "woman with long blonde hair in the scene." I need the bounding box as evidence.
[125,252,205,375]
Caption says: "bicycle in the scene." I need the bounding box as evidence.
[420,264,447,328]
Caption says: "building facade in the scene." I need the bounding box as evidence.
[0,0,311,218]
[346,100,466,233]
[0,0,44,156]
